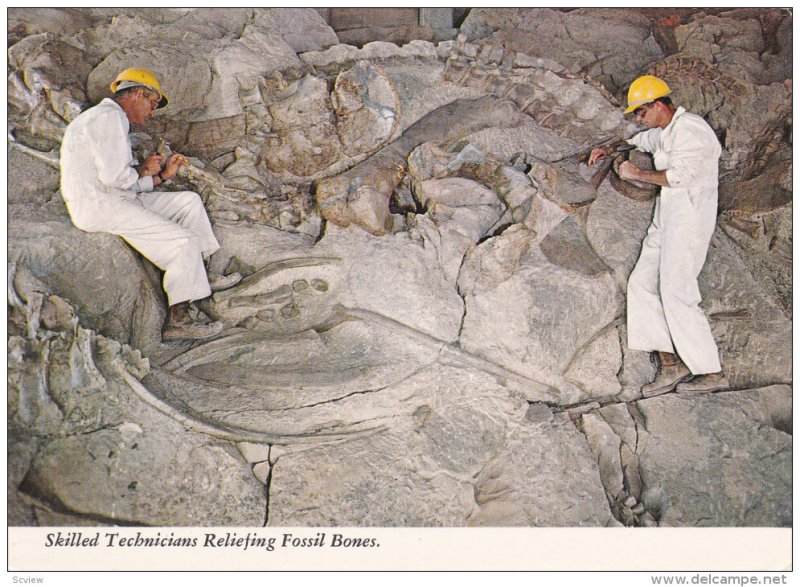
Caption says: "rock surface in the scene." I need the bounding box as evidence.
[7,7,792,528]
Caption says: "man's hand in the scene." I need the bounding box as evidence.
[588,146,614,165]
[137,154,164,177]
[618,161,670,187]
[161,153,189,181]
[618,161,641,181]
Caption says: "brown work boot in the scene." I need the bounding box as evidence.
[162,302,224,342]
[676,372,729,394]
[641,362,692,398]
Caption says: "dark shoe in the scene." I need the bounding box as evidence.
[209,272,242,292]
[676,372,729,394]
[162,319,223,342]
[641,363,692,398]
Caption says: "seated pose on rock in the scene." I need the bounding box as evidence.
[588,75,728,395]
[60,67,240,341]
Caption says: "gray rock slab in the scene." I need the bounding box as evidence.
[635,386,792,527]
[699,231,792,389]
[9,220,165,354]
[268,362,611,526]
[252,8,339,54]
[458,224,623,404]
[317,224,465,342]
[468,417,614,526]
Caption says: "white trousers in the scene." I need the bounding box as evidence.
[82,191,220,306]
[626,190,721,374]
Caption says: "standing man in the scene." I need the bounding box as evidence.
[60,67,240,342]
[589,75,728,395]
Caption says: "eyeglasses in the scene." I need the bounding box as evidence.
[140,90,160,110]
[634,103,653,119]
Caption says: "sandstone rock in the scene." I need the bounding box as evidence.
[718,202,792,316]
[698,230,792,389]
[469,417,614,526]
[458,224,623,404]
[564,326,623,399]
[267,362,611,526]
[636,386,792,526]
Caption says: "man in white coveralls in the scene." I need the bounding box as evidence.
[589,75,728,395]
[60,67,240,341]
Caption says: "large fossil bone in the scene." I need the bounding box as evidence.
[315,96,522,236]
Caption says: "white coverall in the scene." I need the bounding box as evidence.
[625,107,722,374]
[60,98,219,306]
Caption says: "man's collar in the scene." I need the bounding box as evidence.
[663,106,686,131]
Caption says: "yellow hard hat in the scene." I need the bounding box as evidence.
[624,75,671,114]
[110,68,169,109]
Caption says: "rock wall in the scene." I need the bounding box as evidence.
[7,7,792,528]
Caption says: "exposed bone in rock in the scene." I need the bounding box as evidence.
[332,60,401,155]
[259,74,340,176]
[459,8,664,93]
[443,58,631,148]
[87,27,302,120]
[581,412,625,505]
[8,33,91,143]
[528,158,596,210]
[8,8,98,45]
[645,56,792,182]
[675,13,787,84]
[315,96,521,235]
[259,61,402,182]
[209,256,343,332]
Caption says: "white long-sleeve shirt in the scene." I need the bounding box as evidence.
[60,98,155,230]
[627,106,721,204]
